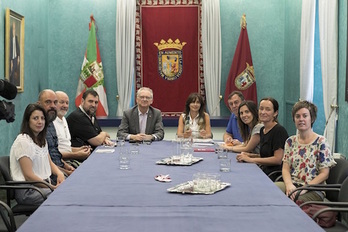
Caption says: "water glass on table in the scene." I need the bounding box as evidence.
[130,143,139,155]
[216,147,228,159]
[193,172,207,192]
[116,137,125,147]
[119,148,130,170]
[180,139,193,163]
[219,158,231,172]
[207,173,221,191]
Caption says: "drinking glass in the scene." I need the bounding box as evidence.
[216,147,227,159]
[219,158,231,172]
[129,143,139,155]
[119,148,130,170]
[116,137,125,147]
[180,138,193,163]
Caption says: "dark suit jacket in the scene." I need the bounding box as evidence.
[10,35,20,60]
[117,105,164,141]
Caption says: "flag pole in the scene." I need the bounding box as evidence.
[224,13,257,106]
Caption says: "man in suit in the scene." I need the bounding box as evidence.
[117,87,164,141]
[67,89,114,150]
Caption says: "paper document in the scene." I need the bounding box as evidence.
[95,149,115,153]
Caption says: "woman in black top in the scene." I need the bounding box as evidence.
[236,97,288,180]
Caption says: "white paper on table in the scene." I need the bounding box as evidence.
[95,149,115,153]
[193,142,215,147]
[192,138,214,144]
[215,142,225,146]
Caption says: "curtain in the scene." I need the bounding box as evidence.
[319,0,338,152]
[201,0,221,116]
[116,0,136,116]
[300,0,316,101]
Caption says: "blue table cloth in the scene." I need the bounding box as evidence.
[18,141,324,232]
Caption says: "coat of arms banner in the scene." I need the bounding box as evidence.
[136,0,204,116]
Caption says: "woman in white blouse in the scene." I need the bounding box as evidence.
[10,103,65,205]
[177,93,212,139]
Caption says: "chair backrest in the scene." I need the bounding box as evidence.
[338,177,348,224]
[325,158,348,201]
[0,156,12,182]
[0,156,16,203]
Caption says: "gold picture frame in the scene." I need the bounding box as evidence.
[5,8,25,92]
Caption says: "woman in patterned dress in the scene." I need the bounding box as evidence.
[276,101,336,202]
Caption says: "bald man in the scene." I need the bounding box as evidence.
[53,91,91,164]
[37,89,74,177]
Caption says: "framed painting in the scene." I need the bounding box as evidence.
[346,2,348,101]
[5,8,25,92]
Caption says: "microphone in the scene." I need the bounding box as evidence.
[0,79,17,100]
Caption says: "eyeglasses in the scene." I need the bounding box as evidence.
[138,96,152,100]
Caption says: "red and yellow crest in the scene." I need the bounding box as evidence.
[235,62,255,90]
[154,39,186,81]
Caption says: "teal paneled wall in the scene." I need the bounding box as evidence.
[48,0,117,116]
[220,0,286,123]
[284,0,301,136]
[49,0,288,121]
[0,0,48,155]
[337,0,348,154]
[0,0,347,156]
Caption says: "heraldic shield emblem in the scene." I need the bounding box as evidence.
[80,60,104,88]
[235,62,255,90]
[154,39,186,81]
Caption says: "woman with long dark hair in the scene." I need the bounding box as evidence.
[224,100,263,154]
[236,97,289,180]
[10,103,65,205]
[177,93,212,139]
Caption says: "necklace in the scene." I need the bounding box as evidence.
[263,122,277,134]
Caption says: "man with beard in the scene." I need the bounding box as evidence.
[53,91,91,165]
[37,89,75,177]
[67,89,113,150]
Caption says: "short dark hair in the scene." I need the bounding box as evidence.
[228,91,245,101]
[82,89,99,100]
[291,100,317,127]
[21,104,48,147]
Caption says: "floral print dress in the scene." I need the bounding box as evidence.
[283,135,336,186]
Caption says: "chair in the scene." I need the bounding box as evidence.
[325,158,348,202]
[0,156,53,217]
[267,170,282,182]
[290,158,348,202]
[299,177,348,231]
[0,200,16,232]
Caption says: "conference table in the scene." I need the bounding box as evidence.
[18,141,323,232]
